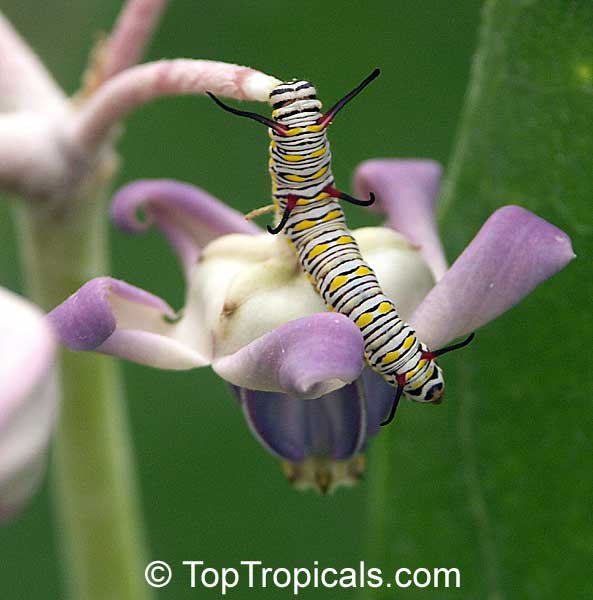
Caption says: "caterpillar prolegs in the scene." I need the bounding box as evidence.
[208,70,473,426]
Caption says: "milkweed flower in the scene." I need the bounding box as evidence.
[47,160,574,492]
[0,287,57,519]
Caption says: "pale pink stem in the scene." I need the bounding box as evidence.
[0,12,65,112]
[70,59,281,149]
[100,0,168,83]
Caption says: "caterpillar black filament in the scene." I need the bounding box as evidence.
[208,70,474,426]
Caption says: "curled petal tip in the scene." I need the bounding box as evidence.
[242,71,282,102]
[110,179,260,269]
[355,158,442,197]
[48,277,209,369]
[410,205,575,349]
[490,205,576,270]
[48,277,120,351]
[354,159,447,280]
[213,313,365,399]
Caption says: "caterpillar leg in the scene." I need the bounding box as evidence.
[324,184,375,207]
[244,204,276,221]
[380,385,403,427]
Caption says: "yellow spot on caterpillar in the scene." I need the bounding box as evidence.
[382,350,400,364]
[311,165,328,180]
[354,266,371,276]
[309,147,326,158]
[407,365,434,390]
[285,174,306,183]
[284,154,305,162]
[378,302,392,314]
[308,244,330,259]
[329,275,349,292]
[285,127,304,136]
[407,380,422,390]
[407,360,429,382]
[314,192,330,200]
[336,235,353,244]
[293,220,315,232]
[322,210,341,222]
[402,335,415,350]
[356,313,374,328]
[305,124,323,133]
[407,362,423,378]
[291,209,341,231]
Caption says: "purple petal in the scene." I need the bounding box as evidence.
[239,382,367,462]
[0,287,57,519]
[410,205,575,349]
[354,159,448,280]
[213,313,365,399]
[48,277,209,369]
[110,179,261,271]
[361,368,395,438]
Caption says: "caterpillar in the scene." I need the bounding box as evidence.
[208,70,473,426]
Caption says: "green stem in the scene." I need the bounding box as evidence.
[16,196,153,600]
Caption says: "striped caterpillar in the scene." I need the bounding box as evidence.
[208,70,473,425]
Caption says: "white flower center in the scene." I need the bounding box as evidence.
[178,227,435,359]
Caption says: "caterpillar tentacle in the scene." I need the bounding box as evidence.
[381,386,403,427]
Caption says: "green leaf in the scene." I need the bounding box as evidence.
[363,1,593,598]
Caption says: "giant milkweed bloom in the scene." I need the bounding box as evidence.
[48,160,574,492]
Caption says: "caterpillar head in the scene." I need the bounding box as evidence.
[426,375,445,403]
[401,333,477,406]
[269,80,322,123]
[405,361,445,404]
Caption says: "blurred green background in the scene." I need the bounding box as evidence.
[5,1,588,599]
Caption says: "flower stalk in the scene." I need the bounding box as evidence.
[17,195,152,600]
